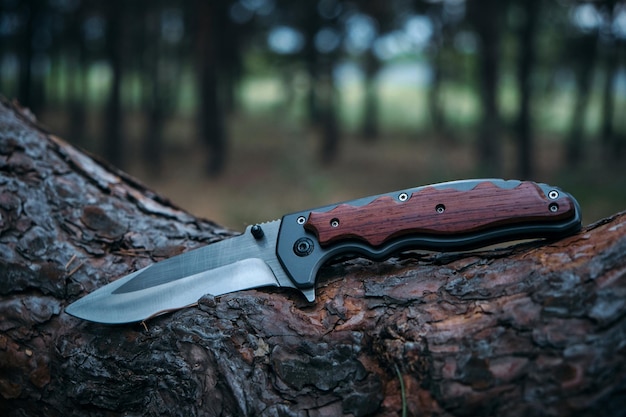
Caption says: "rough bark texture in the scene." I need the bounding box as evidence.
[1,98,626,416]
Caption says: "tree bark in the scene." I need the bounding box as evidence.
[1,98,625,417]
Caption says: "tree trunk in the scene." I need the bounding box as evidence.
[319,57,340,165]
[302,1,322,128]
[17,0,46,116]
[361,51,380,141]
[103,0,125,169]
[566,32,598,168]
[142,2,175,178]
[469,0,504,176]
[600,0,621,163]
[515,0,539,179]
[67,1,88,150]
[195,0,227,177]
[1,98,626,417]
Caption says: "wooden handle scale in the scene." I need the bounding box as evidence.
[304,180,576,247]
[276,179,581,289]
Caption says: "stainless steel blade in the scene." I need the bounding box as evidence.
[66,220,310,324]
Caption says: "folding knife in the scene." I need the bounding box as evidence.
[66,179,582,324]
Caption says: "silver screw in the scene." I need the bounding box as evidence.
[548,190,559,200]
[330,218,340,227]
[549,203,559,213]
[398,192,409,202]
[297,216,306,225]
[436,204,445,214]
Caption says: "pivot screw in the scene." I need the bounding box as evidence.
[251,224,264,239]
[293,238,314,257]
[297,216,306,225]
[548,190,559,200]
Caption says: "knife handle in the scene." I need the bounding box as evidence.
[276,179,582,290]
[304,180,574,247]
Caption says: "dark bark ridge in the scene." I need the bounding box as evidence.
[0,98,625,416]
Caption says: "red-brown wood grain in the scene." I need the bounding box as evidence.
[305,181,576,247]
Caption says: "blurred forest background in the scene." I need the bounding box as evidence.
[1,0,625,229]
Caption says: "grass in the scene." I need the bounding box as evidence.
[394,364,408,417]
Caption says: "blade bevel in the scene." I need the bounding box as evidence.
[66,220,297,323]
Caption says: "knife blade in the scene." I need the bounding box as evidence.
[65,179,582,324]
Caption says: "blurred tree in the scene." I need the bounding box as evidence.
[424,0,447,138]
[103,0,125,168]
[599,0,623,162]
[66,1,89,148]
[467,0,506,176]
[195,0,227,177]
[315,0,343,164]
[17,0,46,115]
[143,2,165,175]
[142,1,185,176]
[515,0,539,179]
[279,0,343,163]
[319,63,339,164]
[359,0,391,141]
[422,0,465,142]
[565,3,600,168]
[300,0,324,126]
[361,42,381,141]
[218,2,248,115]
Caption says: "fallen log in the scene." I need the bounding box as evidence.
[0,98,625,416]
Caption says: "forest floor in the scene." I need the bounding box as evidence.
[127,117,626,231]
[40,110,626,231]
